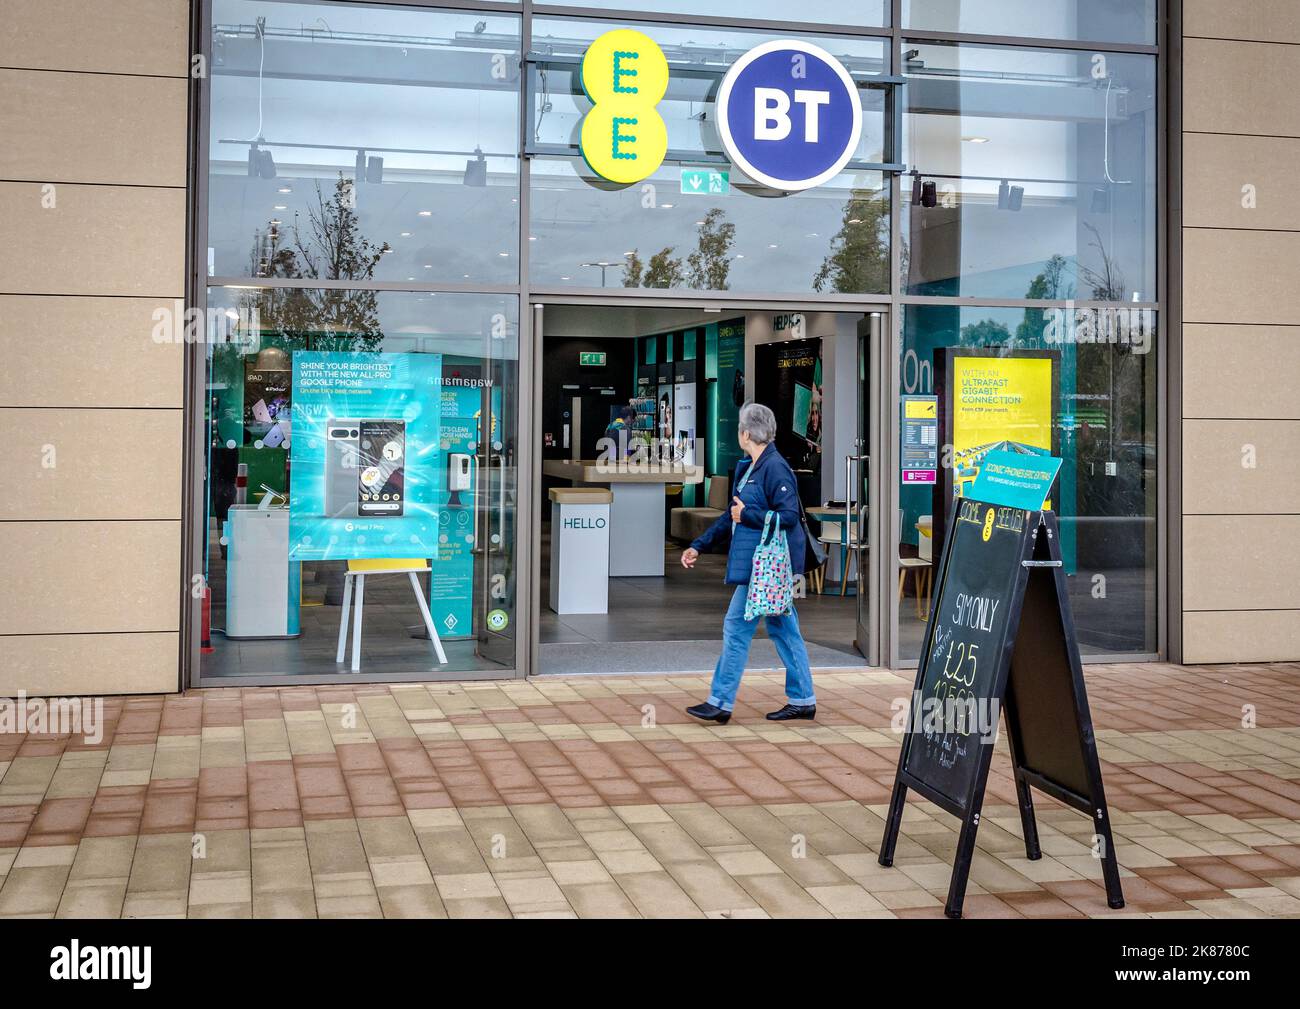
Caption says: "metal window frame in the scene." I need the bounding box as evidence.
[521,49,907,174]
[180,0,1170,690]
[1162,0,1179,664]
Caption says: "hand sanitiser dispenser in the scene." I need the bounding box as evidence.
[448,452,472,505]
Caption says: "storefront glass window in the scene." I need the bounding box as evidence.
[206,0,521,284]
[903,0,1156,45]
[192,1,1165,680]
[897,304,1158,661]
[902,42,1157,301]
[200,288,519,678]
[528,18,891,296]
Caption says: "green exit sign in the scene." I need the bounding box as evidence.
[680,168,729,196]
[580,352,607,367]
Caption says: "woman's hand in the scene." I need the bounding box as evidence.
[680,547,699,569]
[730,496,745,523]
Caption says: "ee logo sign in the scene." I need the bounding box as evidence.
[579,29,669,185]
[717,40,862,192]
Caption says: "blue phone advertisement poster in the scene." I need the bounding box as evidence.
[289,351,442,561]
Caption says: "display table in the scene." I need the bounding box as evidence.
[543,459,704,577]
[549,487,612,614]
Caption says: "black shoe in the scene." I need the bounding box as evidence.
[766,704,816,721]
[686,702,731,725]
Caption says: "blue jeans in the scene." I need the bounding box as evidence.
[707,585,817,712]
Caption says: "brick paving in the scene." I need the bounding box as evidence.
[1,662,1299,918]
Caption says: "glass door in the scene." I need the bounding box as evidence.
[475,313,520,669]
[854,312,884,665]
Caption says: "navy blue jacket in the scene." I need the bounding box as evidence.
[690,444,806,585]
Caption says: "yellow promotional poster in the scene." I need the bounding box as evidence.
[579,29,669,184]
[950,355,1053,502]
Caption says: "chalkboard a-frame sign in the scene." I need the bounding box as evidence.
[878,500,1125,918]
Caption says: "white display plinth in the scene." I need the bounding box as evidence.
[549,487,612,615]
[226,505,298,638]
[541,458,704,578]
[608,482,666,577]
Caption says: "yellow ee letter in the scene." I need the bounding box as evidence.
[579,29,669,185]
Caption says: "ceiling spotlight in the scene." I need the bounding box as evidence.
[911,176,923,206]
[997,180,1010,210]
[1090,187,1111,213]
[1006,184,1024,211]
[921,181,937,208]
[464,146,488,187]
[366,155,384,184]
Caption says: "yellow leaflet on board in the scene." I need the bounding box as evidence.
[579,29,669,185]
[951,356,1053,505]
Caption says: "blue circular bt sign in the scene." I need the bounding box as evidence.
[716,40,862,192]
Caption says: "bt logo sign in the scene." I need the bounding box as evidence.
[716,40,862,192]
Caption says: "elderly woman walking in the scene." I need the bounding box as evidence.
[680,402,816,724]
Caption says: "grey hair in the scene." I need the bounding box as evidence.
[738,401,777,446]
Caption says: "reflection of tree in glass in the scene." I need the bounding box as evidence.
[958,318,1012,348]
[620,208,734,291]
[240,176,391,353]
[623,247,685,288]
[812,187,889,294]
[1077,222,1149,522]
[1016,254,1074,344]
[687,208,734,291]
[1077,222,1127,302]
